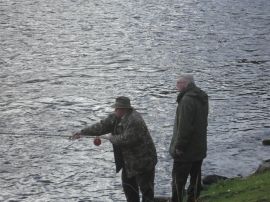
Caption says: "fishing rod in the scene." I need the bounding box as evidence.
[1,132,65,138]
[0,132,94,138]
[0,132,103,146]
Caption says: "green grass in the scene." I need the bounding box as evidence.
[199,171,270,202]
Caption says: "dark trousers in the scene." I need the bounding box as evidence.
[121,168,155,202]
[171,160,203,202]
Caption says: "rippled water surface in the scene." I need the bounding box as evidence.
[1,0,270,201]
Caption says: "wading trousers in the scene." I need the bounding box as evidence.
[121,168,155,202]
[171,160,203,202]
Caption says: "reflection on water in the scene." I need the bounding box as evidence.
[1,0,270,201]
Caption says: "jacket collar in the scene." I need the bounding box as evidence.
[176,83,195,103]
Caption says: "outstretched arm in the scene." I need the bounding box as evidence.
[70,113,117,140]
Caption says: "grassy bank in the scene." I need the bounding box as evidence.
[199,171,270,202]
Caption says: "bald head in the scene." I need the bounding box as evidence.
[176,74,195,92]
[179,74,194,83]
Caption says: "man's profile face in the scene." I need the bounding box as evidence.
[176,79,188,92]
[114,108,126,118]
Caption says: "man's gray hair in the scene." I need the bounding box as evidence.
[179,74,195,84]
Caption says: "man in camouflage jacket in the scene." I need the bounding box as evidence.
[71,96,157,202]
[169,74,209,202]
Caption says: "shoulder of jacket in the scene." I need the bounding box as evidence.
[106,113,119,123]
[108,113,117,119]
[126,110,143,123]
[182,93,195,102]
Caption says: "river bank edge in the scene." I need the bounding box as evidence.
[154,158,270,202]
[199,168,270,202]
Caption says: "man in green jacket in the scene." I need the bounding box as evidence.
[169,74,209,202]
[71,96,157,202]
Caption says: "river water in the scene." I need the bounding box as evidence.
[0,0,270,201]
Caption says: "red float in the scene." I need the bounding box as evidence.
[93,137,101,146]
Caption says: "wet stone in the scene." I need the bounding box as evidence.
[202,175,228,185]
[262,139,270,146]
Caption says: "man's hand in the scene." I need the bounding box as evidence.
[100,134,112,140]
[69,132,82,140]
[175,149,184,157]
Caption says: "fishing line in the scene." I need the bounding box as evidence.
[1,132,105,153]
[0,132,101,151]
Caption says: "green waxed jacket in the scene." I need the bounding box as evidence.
[81,109,157,178]
[169,83,209,162]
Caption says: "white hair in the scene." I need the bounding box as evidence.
[179,74,195,84]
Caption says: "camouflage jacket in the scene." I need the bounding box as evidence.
[80,109,157,178]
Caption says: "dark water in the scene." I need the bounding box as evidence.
[1,0,270,201]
